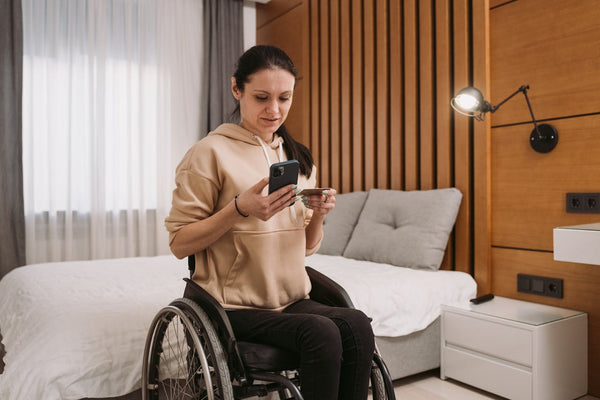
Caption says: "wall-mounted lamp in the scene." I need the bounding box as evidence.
[451,85,558,153]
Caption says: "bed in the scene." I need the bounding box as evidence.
[0,188,477,400]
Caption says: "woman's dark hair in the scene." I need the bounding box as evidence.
[232,45,313,178]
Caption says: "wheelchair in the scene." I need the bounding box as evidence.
[141,256,396,400]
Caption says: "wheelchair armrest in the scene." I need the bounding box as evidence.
[306,266,355,309]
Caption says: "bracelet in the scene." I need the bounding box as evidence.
[234,195,249,218]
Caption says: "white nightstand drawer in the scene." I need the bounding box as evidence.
[444,311,532,366]
[443,347,532,400]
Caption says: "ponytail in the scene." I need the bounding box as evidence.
[277,124,313,178]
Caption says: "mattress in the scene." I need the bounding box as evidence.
[306,254,477,337]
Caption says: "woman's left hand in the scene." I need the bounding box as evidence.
[302,188,337,217]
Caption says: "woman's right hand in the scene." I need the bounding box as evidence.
[235,177,299,221]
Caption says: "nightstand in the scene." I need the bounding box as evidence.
[440,296,587,400]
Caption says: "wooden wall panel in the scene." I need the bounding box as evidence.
[472,0,492,293]
[318,1,330,187]
[490,0,600,125]
[403,0,419,191]
[389,0,403,190]
[339,3,352,193]
[376,0,389,189]
[350,0,363,191]
[255,4,304,79]
[452,0,473,274]
[419,0,434,190]
[329,0,340,192]
[492,115,600,251]
[256,0,302,29]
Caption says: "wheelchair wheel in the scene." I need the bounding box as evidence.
[142,297,234,400]
[370,353,396,400]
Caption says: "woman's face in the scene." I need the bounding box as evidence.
[232,67,295,142]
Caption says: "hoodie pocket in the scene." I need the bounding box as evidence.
[224,228,310,309]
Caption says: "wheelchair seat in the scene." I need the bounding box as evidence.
[237,341,299,372]
[141,258,396,400]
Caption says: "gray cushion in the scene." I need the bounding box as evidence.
[342,188,462,270]
[318,191,369,256]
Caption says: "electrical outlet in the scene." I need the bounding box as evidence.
[517,274,563,298]
[566,192,600,213]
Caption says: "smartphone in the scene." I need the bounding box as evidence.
[268,160,299,194]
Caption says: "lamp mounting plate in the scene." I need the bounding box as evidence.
[530,123,558,153]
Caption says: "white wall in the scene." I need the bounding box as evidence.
[242,1,256,51]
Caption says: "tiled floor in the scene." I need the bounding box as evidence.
[370,369,599,400]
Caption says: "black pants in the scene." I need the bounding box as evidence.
[227,299,375,400]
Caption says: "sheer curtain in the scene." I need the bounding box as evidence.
[22,0,203,264]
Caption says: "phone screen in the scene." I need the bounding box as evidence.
[268,160,299,194]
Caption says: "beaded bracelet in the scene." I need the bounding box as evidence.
[234,195,249,218]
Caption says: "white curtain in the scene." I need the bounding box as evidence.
[22,0,203,264]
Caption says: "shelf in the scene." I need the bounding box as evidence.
[553,223,600,265]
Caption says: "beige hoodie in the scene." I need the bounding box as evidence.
[165,123,320,311]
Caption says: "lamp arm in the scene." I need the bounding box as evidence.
[520,87,543,139]
[490,85,543,139]
[489,85,529,112]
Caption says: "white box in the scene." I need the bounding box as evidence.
[554,223,600,265]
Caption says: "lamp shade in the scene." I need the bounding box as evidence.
[453,87,485,112]
[450,87,492,119]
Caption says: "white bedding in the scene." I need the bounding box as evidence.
[0,254,476,400]
[0,255,186,400]
[306,254,477,337]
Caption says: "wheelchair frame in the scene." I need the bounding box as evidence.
[141,256,396,400]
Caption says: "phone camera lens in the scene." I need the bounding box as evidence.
[274,166,284,177]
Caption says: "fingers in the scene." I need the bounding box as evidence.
[237,180,299,221]
[301,188,336,215]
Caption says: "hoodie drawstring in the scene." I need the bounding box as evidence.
[255,135,284,165]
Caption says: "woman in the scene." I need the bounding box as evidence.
[165,45,374,400]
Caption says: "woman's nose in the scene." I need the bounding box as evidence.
[266,99,278,113]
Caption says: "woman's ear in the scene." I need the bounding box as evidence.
[231,77,241,100]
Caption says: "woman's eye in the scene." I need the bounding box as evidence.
[279,97,290,102]
[255,96,268,101]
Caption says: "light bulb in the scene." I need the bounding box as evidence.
[454,93,479,111]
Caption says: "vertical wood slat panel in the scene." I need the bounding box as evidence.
[329,0,340,191]
[376,0,390,189]
[363,0,376,190]
[351,0,363,191]
[453,0,473,274]
[435,0,452,189]
[340,2,352,193]
[309,0,320,181]
[319,1,330,188]
[419,0,435,190]
[403,0,419,191]
[301,1,311,148]
[435,0,454,270]
[283,0,482,275]
[472,0,491,293]
[389,0,403,190]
